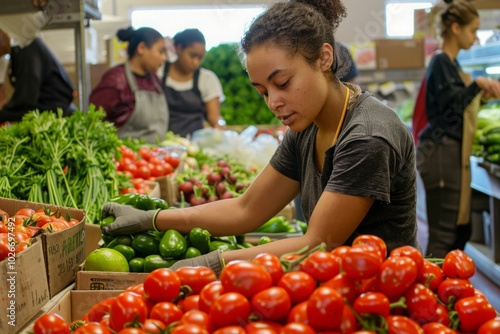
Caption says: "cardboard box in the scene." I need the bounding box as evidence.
[0,198,86,299]
[145,180,161,198]
[0,238,50,334]
[156,173,179,206]
[84,223,103,258]
[76,270,148,290]
[375,38,425,69]
[349,42,376,70]
[18,284,122,333]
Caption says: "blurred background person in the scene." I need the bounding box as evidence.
[416,0,500,257]
[0,16,76,124]
[89,26,169,144]
[162,28,225,138]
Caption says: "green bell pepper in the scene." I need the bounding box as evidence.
[255,216,290,233]
[159,229,187,259]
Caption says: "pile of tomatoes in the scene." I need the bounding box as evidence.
[117,145,181,195]
[0,207,80,262]
[33,234,500,334]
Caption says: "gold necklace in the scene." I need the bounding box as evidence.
[331,85,350,146]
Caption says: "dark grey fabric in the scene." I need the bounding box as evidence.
[270,92,418,253]
[419,52,481,142]
[417,136,472,257]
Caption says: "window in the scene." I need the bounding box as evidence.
[386,1,435,37]
[131,6,265,50]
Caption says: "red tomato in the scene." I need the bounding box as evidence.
[34,214,53,228]
[143,268,181,303]
[352,234,387,259]
[386,315,423,334]
[0,209,9,223]
[358,277,378,294]
[150,164,167,177]
[376,256,418,299]
[307,286,343,331]
[251,286,291,321]
[178,294,200,312]
[170,324,210,334]
[220,261,273,299]
[109,291,148,331]
[390,245,424,276]
[141,319,166,333]
[280,322,316,334]
[245,321,283,332]
[478,319,500,334]
[120,145,137,160]
[180,309,212,331]
[117,329,147,334]
[342,244,383,280]
[454,296,496,332]
[15,207,36,217]
[209,292,251,328]
[353,292,390,317]
[287,301,309,324]
[252,253,284,285]
[437,278,475,305]
[442,250,475,279]
[165,155,181,169]
[322,272,359,304]
[434,303,451,326]
[277,271,316,305]
[125,283,145,296]
[175,266,217,294]
[417,259,444,292]
[421,322,456,334]
[404,283,439,324]
[338,304,358,334]
[86,297,116,322]
[33,313,70,334]
[138,146,152,161]
[299,250,340,282]
[198,281,225,314]
[150,301,183,326]
[212,326,246,334]
[73,322,112,334]
[331,245,351,262]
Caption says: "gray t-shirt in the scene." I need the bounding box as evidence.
[270,92,418,252]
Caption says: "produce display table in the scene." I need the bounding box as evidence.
[466,156,500,285]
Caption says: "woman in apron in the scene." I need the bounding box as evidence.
[416,0,500,258]
[90,26,169,144]
[162,28,225,138]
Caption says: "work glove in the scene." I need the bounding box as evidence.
[169,250,225,277]
[101,202,161,236]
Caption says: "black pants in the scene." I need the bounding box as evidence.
[417,137,472,258]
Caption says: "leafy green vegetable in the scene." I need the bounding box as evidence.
[202,43,280,126]
[0,107,121,223]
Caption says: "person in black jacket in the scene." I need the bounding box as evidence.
[416,0,500,257]
[0,28,76,124]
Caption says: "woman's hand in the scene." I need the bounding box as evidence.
[476,77,500,99]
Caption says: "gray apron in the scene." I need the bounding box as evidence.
[118,62,169,144]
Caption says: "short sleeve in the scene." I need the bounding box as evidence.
[269,129,300,181]
[327,136,396,203]
[199,69,225,103]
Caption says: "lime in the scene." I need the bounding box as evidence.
[129,257,145,273]
[113,244,136,262]
[84,248,130,272]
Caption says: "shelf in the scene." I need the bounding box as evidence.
[0,0,102,112]
[458,42,500,68]
[358,68,426,85]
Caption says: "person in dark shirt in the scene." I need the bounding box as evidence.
[0,28,76,124]
[89,26,169,144]
[100,0,419,276]
[416,0,500,257]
